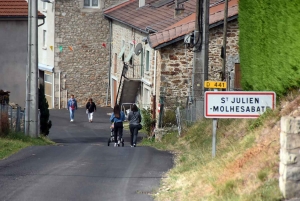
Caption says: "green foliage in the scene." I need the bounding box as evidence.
[39,85,52,136]
[239,0,300,96]
[217,180,239,197]
[140,108,156,136]
[162,109,177,127]
[248,108,273,131]
[244,179,283,201]
[257,170,268,182]
[0,132,54,159]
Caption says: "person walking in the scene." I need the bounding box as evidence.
[86,98,96,123]
[110,104,125,147]
[67,94,77,122]
[128,104,142,147]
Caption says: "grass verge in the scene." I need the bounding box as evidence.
[0,132,54,160]
[139,91,300,200]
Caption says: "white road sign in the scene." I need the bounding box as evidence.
[204,91,276,118]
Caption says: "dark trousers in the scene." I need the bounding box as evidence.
[129,124,139,145]
[114,122,123,143]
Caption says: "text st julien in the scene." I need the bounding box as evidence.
[221,97,260,104]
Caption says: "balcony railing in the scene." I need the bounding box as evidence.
[125,64,143,79]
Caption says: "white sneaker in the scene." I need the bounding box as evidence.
[70,119,74,122]
[114,143,117,147]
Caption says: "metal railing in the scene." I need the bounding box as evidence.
[126,64,143,79]
[0,104,25,134]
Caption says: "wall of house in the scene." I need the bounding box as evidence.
[156,20,239,109]
[38,1,55,109]
[0,20,27,108]
[54,0,121,108]
[110,21,155,108]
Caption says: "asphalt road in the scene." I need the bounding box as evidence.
[0,108,173,201]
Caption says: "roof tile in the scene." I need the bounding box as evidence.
[149,0,238,48]
[0,0,44,18]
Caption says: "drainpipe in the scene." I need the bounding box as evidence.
[59,71,61,109]
[153,50,157,119]
[38,18,45,27]
[106,19,112,106]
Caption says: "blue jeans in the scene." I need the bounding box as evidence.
[129,124,139,145]
[69,109,75,120]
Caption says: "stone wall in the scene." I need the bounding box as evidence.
[54,0,122,108]
[156,19,239,108]
[280,116,300,199]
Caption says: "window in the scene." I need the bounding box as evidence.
[44,73,52,83]
[143,87,150,108]
[118,40,125,61]
[114,53,117,73]
[43,30,46,48]
[84,0,99,7]
[146,50,150,71]
[42,2,47,10]
[125,43,134,65]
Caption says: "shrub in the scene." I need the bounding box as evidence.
[39,85,52,136]
[162,109,177,127]
[0,112,10,137]
[140,108,156,136]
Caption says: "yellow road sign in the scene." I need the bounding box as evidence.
[204,81,227,89]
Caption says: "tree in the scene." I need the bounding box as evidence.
[39,84,52,136]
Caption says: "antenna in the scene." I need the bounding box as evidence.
[134,43,143,56]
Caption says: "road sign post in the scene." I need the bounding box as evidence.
[204,81,227,158]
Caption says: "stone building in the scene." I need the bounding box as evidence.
[0,1,44,108]
[104,0,240,122]
[38,0,123,109]
[104,0,198,111]
[148,0,239,110]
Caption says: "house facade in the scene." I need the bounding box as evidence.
[0,1,44,108]
[105,0,240,122]
[38,0,55,108]
[148,0,239,115]
[104,0,198,111]
[38,0,123,109]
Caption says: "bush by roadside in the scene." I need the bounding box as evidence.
[0,132,54,160]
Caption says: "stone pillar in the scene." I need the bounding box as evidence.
[280,116,300,199]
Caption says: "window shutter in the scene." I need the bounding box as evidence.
[234,63,242,90]
[118,46,126,59]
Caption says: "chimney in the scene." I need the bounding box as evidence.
[139,0,145,7]
[174,0,185,18]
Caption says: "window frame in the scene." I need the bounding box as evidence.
[125,43,134,65]
[145,50,150,71]
[42,30,47,49]
[142,86,151,109]
[83,0,100,8]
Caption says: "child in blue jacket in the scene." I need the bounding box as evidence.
[110,104,125,147]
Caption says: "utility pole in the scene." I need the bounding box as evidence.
[192,0,209,119]
[25,0,39,137]
[222,0,228,88]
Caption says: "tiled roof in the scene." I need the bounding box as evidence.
[148,0,238,49]
[0,0,44,18]
[104,0,201,33]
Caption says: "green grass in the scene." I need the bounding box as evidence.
[141,101,286,201]
[0,132,54,160]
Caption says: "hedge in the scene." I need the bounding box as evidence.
[239,0,300,96]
